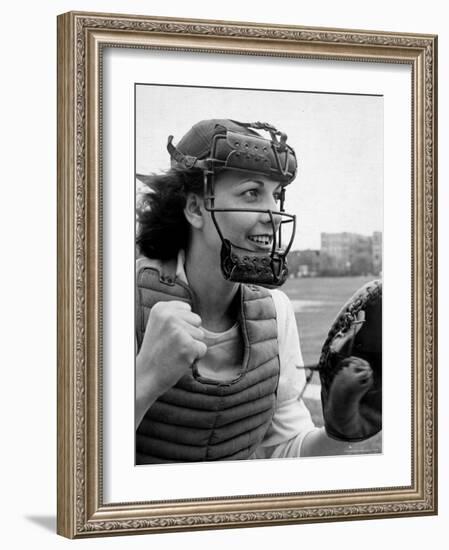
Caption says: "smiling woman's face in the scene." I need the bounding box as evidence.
[201,169,284,254]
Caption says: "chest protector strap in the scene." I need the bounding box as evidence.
[135,257,281,463]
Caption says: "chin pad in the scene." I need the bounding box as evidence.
[220,242,288,287]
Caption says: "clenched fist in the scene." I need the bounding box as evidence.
[136,301,207,427]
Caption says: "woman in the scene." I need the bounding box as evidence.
[135,119,377,464]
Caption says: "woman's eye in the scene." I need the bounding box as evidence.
[243,189,259,200]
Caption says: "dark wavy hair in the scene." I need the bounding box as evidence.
[136,168,204,260]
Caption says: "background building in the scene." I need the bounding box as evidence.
[319,231,382,276]
[372,231,383,275]
[288,232,382,277]
[287,249,321,277]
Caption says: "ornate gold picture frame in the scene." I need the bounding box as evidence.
[57,11,437,538]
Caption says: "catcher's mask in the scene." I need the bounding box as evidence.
[166,119,298,287]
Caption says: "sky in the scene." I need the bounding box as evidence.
[135,84,383,250]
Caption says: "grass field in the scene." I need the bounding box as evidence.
[283,275,382,453]
[283,275,375,369]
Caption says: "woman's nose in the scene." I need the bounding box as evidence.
[259,207,282,230]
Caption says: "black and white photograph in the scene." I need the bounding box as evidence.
[134,84,383,465]
[52,9,437,539]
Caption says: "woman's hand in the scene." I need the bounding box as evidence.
[136,301,207,427]
[324,356,378,440]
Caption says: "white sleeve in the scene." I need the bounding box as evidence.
[252,289,317,459]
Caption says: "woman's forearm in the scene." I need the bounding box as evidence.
[300,427,372,457]
[135,354,163,429]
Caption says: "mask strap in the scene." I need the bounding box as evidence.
[167,136,210,170]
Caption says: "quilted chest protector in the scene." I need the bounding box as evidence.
[135,259,281,464]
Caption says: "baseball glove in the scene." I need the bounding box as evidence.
[318,279,382,442]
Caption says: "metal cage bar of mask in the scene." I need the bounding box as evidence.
[203,171,297,257]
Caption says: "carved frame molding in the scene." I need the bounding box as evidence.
[57,12,437,538]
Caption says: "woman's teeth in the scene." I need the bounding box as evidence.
[248,235,272,246]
